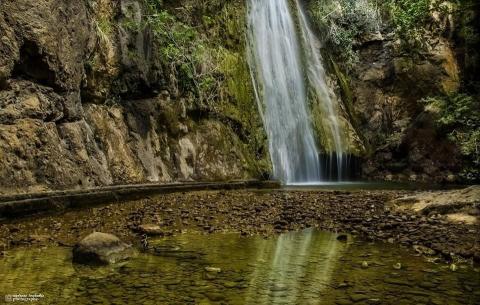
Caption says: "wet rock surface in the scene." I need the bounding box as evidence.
[0,189,478,263]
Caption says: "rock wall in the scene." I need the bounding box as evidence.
[0,0,270,194]
[322,2,477,183]
[350,32,462,182]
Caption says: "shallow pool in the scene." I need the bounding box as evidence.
[0,229,478,304]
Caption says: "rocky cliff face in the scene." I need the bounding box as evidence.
[0,0,270,194]
[319,1,478,183]
[350,32,462,183]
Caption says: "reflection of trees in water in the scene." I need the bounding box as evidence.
[245,229,346,305]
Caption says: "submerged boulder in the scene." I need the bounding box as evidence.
[72,232,133,265]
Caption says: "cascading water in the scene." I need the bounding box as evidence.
[247,0,347,184]
[247,0,321,184]
[295,0,346,181]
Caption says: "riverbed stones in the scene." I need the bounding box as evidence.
[72,232,133,265]
[2,189,477,264]
[349,293,368,302]
[473,252,480,264]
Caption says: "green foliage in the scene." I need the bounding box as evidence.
[141,5,202,97]
[385,0,434,52]
[97,18,113,37]
[307,0,443,66]
[423,94,480,181]
[455,0,480,93]
[388,0,431,34]
[308,0,381,71]
[138,0,270,176]
[140,1,247,108]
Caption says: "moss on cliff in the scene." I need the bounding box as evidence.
[138,0,271,178]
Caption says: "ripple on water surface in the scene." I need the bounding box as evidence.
[0,229,479,305]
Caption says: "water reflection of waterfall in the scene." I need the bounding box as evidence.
[245,229,344,305]
[247,0,349,183]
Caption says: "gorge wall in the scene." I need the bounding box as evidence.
[0,0,478,193]
[0,0,270,194]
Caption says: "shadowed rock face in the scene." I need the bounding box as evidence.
[72,232,134,265]
[0,0,270,194]
[349,32,463,183]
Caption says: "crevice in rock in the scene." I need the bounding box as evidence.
[11,40,59,91]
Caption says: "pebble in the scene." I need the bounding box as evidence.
[204,267,221,273]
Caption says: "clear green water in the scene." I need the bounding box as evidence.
[0,230,478,305]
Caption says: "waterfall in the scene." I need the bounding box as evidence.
[247,0,347,184]
[247,0,321,184]
[296,0,346,181]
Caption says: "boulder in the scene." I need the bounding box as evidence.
[137,224,163,236]
[72,232,133,265]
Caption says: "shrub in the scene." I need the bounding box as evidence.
[308,0,382,70]
[423,94,480,181]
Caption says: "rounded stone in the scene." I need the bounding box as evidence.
[72,232,134,265]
